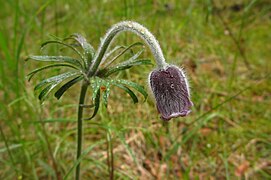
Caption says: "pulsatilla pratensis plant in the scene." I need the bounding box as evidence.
[27,21,193,179]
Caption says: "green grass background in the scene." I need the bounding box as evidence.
[0,0,270,179]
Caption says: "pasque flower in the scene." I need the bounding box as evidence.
[149,65,193,121]
[27,21,194,179]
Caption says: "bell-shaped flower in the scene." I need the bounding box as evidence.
[149,65,193,121]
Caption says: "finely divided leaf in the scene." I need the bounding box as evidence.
[27,55,83,69]
[112,83,138,103]
[34,71,80,91]
[91,89,101,119]
[85,88,101,120]
[102,85,110,108]
[38,83,59,101]
[121,48,145,65]
[68,34,95,66]
[54,76,83,99]
[90,78,111,108]
[115,79,148,101]
[103,42,144,68]
[41,40,84,61]
[27,64,78,81]
[104,59,152,77]
[100,45,126,65]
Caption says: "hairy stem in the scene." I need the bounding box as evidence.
[75,81,89,180]
[87,21,168,76]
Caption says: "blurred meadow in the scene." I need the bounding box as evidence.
[0,0,271,179]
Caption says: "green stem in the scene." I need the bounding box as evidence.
[75,81,89,180]
[106,130,114,180]
[87,21,167,77]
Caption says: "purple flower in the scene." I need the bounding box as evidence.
[149,65,193,121]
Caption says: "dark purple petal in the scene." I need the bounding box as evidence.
[149,65,193,121]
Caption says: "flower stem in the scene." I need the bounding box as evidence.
[75,81,89,180]
[87,21,168,77]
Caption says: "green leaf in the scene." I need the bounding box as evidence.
[38,83,58,102]
[27,64,78,81]
[112,83,138,103]
[37,72,81,102]
[115,79,148,101]
[100,45,125,65]
[89,78,111,108]
[102,85,110,108]
[85,88,100,120]
[90,79,101,102]
[83,76,147,119]
[69,34,95,61]
[104,59,152,77]
[34,71,80,91]
[41,40,84,61]
[27,55,83,69]
[92,89,100,119]
[103,42,144,68]
[84,78,102,120]
[54,76,83,99]
[122,48,145,64]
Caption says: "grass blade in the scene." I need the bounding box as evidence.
[164,86,251,160]
[63,140,105,180]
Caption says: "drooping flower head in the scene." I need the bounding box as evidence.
[28,21,193,121]
[149,65,193,121]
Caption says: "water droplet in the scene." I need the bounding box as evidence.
[140,30,145,35]
[170,84,174,88]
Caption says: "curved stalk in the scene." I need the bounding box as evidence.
[76,21,169,179]
[87,21,168,76]
[75,81,89,180]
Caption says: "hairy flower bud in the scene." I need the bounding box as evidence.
[149,65,193,121]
